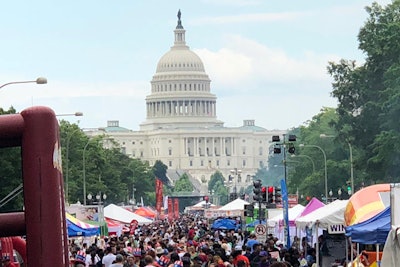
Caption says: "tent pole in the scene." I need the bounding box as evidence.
[376,244,379,265]
[315,225,319,267]
[345,237,348,266]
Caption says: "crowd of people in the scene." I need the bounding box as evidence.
[68,214,331,267]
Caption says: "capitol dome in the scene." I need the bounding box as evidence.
[156,48,205,73]
[140,10,224,131]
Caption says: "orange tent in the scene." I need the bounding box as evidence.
[134,207,156,218]
[344,184,390,226]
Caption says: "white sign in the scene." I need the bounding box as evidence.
[255,224,267,243]
[327,224,345,234]
[204,209,242,218]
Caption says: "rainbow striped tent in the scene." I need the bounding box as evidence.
[66,213,100,237]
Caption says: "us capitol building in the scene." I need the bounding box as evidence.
[86,11,285,194]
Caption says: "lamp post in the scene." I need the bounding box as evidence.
[230,168,242,196]
[87,192,107,235]
[0,77,47,89]
[56,112,84,117]
[299,144,328,204]
[83,138,99,205]
[320,134,354,195]
[290,154,315,173]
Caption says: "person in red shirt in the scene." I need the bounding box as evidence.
[232,246,250,267]
[2,255,17,267]
[188,227,196,240]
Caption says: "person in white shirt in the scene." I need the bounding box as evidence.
[109,254,124,267]
[102,247,117,267]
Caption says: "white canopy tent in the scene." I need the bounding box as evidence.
[295,199,349,267]
[218,198,249,211]
[104,204,153,225]
[192,200,217,208]
[295,199,348,230]
[268,204,305,227]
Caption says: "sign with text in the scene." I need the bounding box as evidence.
[204,209,242,218]
[327,224,345,234]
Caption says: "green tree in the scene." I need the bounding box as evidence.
[328,1,400,183]
[152,160,169,185]
[0,107,23,211]
[208,171,229,205]
[174,173,194,192]
[208,171,225,192]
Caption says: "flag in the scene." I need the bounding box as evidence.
[168,198,174,221]
[173,198,179,219]
[155,178,163,212]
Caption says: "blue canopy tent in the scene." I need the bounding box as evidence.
[211,218,238,230]
[345,206,391,244]
[246,220,266,228]
[66,213,100,237]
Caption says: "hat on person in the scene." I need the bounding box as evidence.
[234,245,243,251]
[156,246,165,255]
[259,251,268,257]
[276,240,284,246]
[133,248,142,257]
[71,250,86,264]
[173,260,183,267]
[158,255,170,267]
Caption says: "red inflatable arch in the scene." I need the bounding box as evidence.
[0,106,69,266]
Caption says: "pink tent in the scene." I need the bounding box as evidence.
[297,197,325,219]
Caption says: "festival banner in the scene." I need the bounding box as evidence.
[168,197,173,220]
[281,179,290,248]
[173,198,179,219]
[155,178,163,213]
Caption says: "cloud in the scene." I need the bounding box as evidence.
[194,35,340,93]
[191,12,304,25]
[200,0,263,7]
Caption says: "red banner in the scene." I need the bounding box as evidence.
[174,198,179,219]
[168,198,174,221]
[155,178,163,213]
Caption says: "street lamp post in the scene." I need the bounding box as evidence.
[0,77,47,89]
[290,154,315,173]
[230,168,242,196]
[65,128,82,203]
[299,144,328,204]
[320,134,354,195]
[87,192,107,235]
[56,112,84,117]
[83,139,99,205]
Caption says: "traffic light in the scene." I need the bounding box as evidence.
[203,196,209,202]
[275,187,282,204]
[253,180,262,201]
[244,204,254,217]
[267,186,274,203]
[273,145,281,154]
[230,193,237,201]
[288,143,295,154]
[272,136,280,142]
[261,187,267,202]
[346,181,352,195]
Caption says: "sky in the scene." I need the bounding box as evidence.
[0,0,393,131]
